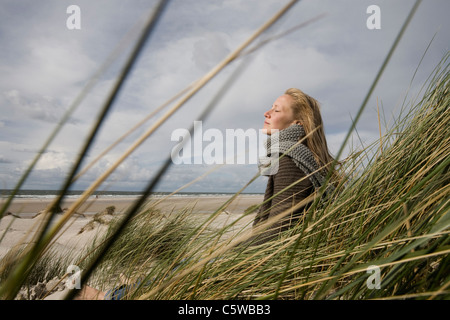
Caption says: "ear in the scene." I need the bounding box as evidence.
[292,120,302,125]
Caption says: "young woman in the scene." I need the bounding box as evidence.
[250,88,335,245]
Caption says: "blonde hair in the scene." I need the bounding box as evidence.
[284,88,335,176]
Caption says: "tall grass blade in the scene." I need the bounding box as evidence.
[313,0,423,299]
[0,0,170,299]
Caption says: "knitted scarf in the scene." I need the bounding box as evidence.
[258,124,327,191]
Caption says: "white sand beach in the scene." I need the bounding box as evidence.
[0,194,261,263]
[0,194,261,299]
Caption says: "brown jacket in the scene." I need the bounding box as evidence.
[251,155,313,245]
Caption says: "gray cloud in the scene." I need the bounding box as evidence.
[0,0,448,192]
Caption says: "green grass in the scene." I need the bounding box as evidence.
[86,51,449,300]
[0,0,448,300]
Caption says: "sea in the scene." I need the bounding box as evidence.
[0,189,263,200]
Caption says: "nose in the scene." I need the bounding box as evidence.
[264,109,271,118]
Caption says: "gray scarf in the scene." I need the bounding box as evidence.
[258,124,327,191]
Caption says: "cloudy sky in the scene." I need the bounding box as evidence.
[0,0,448,193]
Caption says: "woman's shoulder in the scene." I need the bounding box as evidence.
[276,155,304,176]
[278,154,298,167]
[273,155,314,191]
[275,155,313,185]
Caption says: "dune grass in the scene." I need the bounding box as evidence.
[0,0,448,300]
[121,51,447,300]
[75,50,448,300]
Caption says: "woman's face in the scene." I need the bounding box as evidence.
[263,94,297,134]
